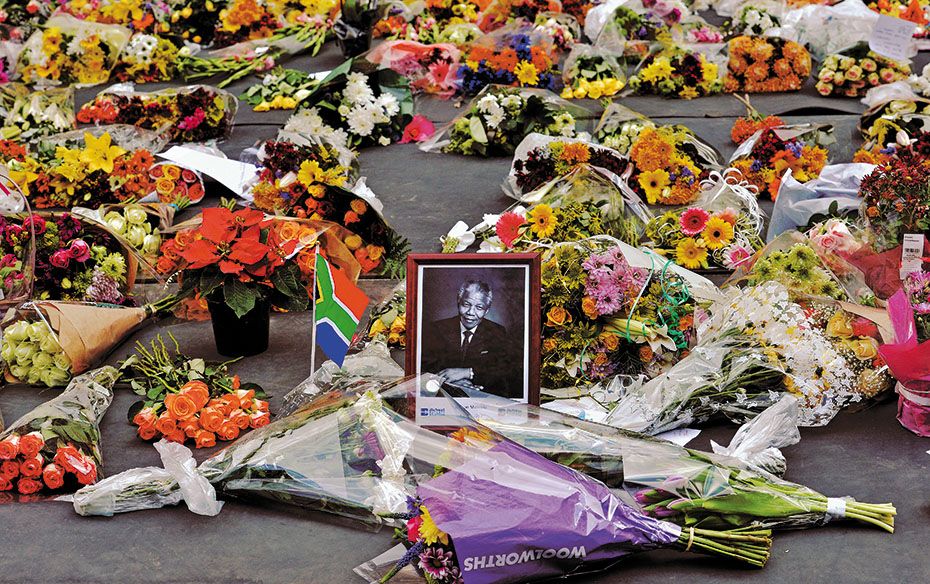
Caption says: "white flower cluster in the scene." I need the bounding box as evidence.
[281,107,355,166]
[733,5,779,35]
[474,92,575,137]
[338,71,400,145]
[908,63,930,97]
[122,34,159,65]
[66,28,93,57]
[598,120,656,154]
[698,282,856,426]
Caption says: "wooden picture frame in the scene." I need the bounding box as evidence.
[406,253,541,406]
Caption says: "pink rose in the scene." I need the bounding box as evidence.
[68,240,91,262]
[400,115,436,144]
[49,249,71,268]
[818,234,837,250]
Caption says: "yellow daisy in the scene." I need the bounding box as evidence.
[702,216,735,250]
[514,61,539,86]
[637,169,670,204]
[639,57,673,84]
[527,203,557,238]
[675,237,708,270]
[418,506,449,546]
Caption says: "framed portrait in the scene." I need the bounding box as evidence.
[406,253,541,411]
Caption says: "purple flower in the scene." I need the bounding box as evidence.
[418,547,454,579]
[68,239,91,262]
[85,270,123,304]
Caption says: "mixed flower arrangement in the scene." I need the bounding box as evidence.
[437,87,579,156]
[645,204,762,270]
[112,33,180,83]
[365,285,406,348]
[853,99,930,164]
[17,17,130,87]
[366,40,462,98]
[859,154,930,252]
[456,28,560,95]
[213,0,337,47]
[740,238,848,300]
[76,85,237,144]
[625,126,712,205]
[124,334,269,448]
[724,4,781,36]
[475,0,562,31]
[816,46,910,97]
[373,0,484,45]
[730,97,784,144]
[148,163,206,209]
[724,35,811,93]
[867,0,928,30]
[511,137,627,195]
[56,0,171,31]
[628,47,724,99]
[242,67,318,110]
[730,127,830,200]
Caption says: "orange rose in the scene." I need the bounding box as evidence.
[230,409,250,430]
[599,333,619,352]
[276,221,301,242]
[219,393,241,411]
[1,460,19,480]
[199,407,224,432]
[180,417,201,438]
[162,429,187,444]
[75,460,98,485]
[19,432,45,458]
[180,380,210,410]
[137,423,158,441]
[249,411,270,429]
[253,399,269,413]
[581,296,599,320]
[350,199,368,214]
[195,430,216,449]
[232,375,241,390]
[217,420,240,442]
[0,436,20,460]
[165,393,198,420]
[20,454,43,478]
[235,389,254,410]
[344,211,360,224]
[133,407,158,428]
[53,445,82,473]
[155,255,178,274]
[155,413,177,436]
[546,306,571,327]
[174,230,194,248]
[17,478,42,495]
[42,463,64,490]
[542,338,557,353]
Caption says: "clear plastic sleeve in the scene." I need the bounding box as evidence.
[0,170,36,311]
[709,395,800,476]
[560,43,626,99]
[456,21,562,95]
[773,0,891,61]
[76,84,238,144]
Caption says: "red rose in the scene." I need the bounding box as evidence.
[0,460,19,480]
[18,432,45,458]
[42,464,65,490]
[16,477,42,495]
[20,454,44,478]
[0,435,20,460]
[53,444,83,474]
[75,460,97,486]
[851,317,879,339]
[137,424,158,441]
[216,420,240,442]
[0,477,12,491]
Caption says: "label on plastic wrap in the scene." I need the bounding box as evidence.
[869,15,917,61]
[900,233,925,279]
[825,497,847,522]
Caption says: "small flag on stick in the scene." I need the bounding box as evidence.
[312,252,369,367]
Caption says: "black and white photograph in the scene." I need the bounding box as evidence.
[406,253,541,404]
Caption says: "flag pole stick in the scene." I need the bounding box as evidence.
[310,246,319,376]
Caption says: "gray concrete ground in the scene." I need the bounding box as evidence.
[0,40,928,584]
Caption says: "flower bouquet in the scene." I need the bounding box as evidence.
[867,0,928,33]
[373,0,485,44]
[0,85,75,141]
[455,23,561,95]
[627,45,725,99]
[365,282,407,348]
[533,11,580,50]
[422,86,584,157]
[77,203,170,269]
[729,125,832,200]
[644,169,765,271]
[247,138,408,276]
[559,43,625,100]
[587,0,689,55]
[730,96,784,144]
[466,163,653,251]
[724,35,811,93]
[123,334,270,448]
[146,162,206,208]
[76,85,238,144]
[55,0,172,31]
[72,388,773,576]
[293,59,414,148]
[431,386,895,533]
[0,24,24,84]
[723,3,782,36]
[880,276,930,435]
[112,33,181,83]
[475,0,562,32]
[164,0,222,44]
[241,67,319,110]
[0,367,119,497]
[213,0,337,47]
[859,153,930,253]
[854,84,930,163]
[169,206,313,356]
[816,44,911,97]
[16,15,131,87]
[366,40,462,98]
[506,132,629,198]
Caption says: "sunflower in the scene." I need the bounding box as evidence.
[527,203,557,238]
[676,237,708,270]
[637,168,670,204]
[702,216,734,249]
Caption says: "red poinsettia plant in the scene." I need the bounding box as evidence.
[177,206,310,317]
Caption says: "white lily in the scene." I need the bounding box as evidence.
[440,220,475,253]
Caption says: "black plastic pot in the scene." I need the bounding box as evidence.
[207,292,271,357]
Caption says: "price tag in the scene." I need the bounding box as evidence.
[869,15,918,62]
[900,233,925,279]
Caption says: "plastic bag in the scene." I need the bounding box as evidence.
[0,367,119,497]
[365,40,463,98]
[774,0,904,61]
[76,84,238,144]
[0,85,75,141]
[38,124,169,155]
[16,15,131,87]
[420,85,589,156]
[456,21,562,95]
[587,0,706,55]
[724,35,811,93]
[72,203,173,278]
[643,169,765,271]
[532,11,581,50]
[560,43,626,100]
[710,395,800,476]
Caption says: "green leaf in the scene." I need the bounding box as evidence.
[127,400,145,423]
[199,270,224,297]
[147,386,162,399]
[225,279,258,318]
[271,266,304,299]
[469,116,488,144]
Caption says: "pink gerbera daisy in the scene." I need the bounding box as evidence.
[496,212,526,248]
[680,208,710,236]
[723,244,753,269]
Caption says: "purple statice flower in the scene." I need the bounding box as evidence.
[85,269,123,304]
[406,496,423,516]
[750,159,763,172]
[786,140,803,158]
[418,547,454,579]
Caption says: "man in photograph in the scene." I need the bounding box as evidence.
[420,279,521,398]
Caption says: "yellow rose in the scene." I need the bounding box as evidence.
[390,314,406,335]
[848,338,879,361]
[368,245,384,261]
[344,235,363,250]
[543,338,557,352]
[581,296,599,320]
[546,306,571,327]
[599,333,619,351]
[826,311,854,339]
[369,319,387,337]
[593,352,609,366]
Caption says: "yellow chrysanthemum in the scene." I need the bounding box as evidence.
[675,237,708,270]
[639,57,674,84]
[637,169,670,204]
[297,160,324,187]
[418,506,449,546]
[527,203,557,238]
[702,216,734,250]
[514,61,539,86]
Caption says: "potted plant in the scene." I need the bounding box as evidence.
[176,206,310,357]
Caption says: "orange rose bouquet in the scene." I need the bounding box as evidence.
[123,334,269,448]
[0,366,119,498]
